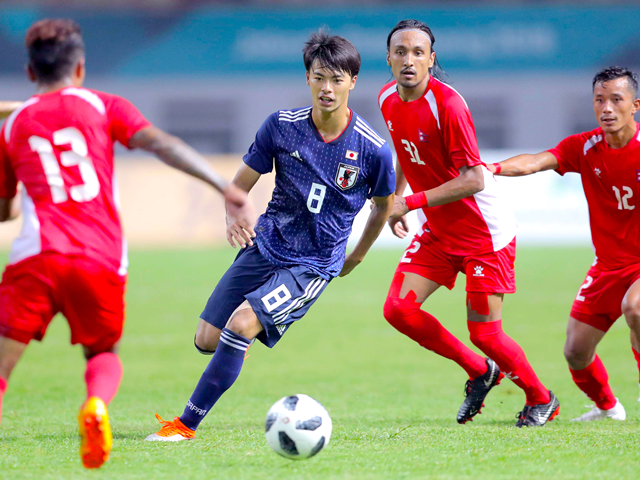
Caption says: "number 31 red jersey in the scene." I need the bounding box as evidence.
[379,77,516,256]
[0,88,151,274]
[550,123,640,270]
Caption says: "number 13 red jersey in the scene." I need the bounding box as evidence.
[379,77,516,256]
[550,124,640,270]
[0,87,151,274]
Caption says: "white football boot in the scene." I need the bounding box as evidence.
[571,398,626,422]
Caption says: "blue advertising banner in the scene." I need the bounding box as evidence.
[1,6,639,76]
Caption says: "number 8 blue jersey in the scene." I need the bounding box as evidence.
[243,107,395,279]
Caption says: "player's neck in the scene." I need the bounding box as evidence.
[397,74,430,102]
[311,105,352,143]
[36,78,75,95]
[604,121,637,149]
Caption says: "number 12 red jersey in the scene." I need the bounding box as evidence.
[550,124,640,270]
[379,77,516,256]
[0,87,151,274]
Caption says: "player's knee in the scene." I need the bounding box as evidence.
[194,335,216,355]
[622,296,640,326]
[383,296,420,332]
[468,328,486,349]
[226,310,260,340]
[563,340,593,369]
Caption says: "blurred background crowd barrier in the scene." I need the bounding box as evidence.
[2,1,637,249]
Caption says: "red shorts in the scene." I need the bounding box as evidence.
[396,230,516,293]
[0,253,126,351]
[570,261,640,332]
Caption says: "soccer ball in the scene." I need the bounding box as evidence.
[264,394,332,460]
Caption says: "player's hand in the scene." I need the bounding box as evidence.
[388,215,410,239]
[224,185,256,249]
[389,195,409,218]
[339,254,362,277]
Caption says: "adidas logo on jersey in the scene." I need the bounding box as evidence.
[290,151,303,161]
[473,265,484,277]
[387,120,393,131]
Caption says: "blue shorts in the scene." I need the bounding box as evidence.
[200,244,330,347]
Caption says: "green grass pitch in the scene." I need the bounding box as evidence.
[1,247,639,479]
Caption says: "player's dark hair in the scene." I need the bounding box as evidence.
[387,19,448,83]
[25,19,85,84]
[592,66,638,97]
[303,30,361,78]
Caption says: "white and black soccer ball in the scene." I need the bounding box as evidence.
[264,394,332,460]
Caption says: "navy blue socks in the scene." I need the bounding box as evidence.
[180,328,251,430]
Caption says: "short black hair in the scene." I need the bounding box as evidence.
[592,66,638,97]
[25,19,85,84]
[303,31,360,78]
[386,19,447,83]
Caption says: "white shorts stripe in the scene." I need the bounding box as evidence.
[274,279,326,324]
[273,278,322,322]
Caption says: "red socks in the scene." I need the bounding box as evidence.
[569,355,617,410]
[0,376,6,425]
[85,352,123,405]
[468,320,551,405]
[384,296,487,379]
[633,348,640,384]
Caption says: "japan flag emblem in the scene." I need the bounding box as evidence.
[345,150,359,161]
[335,163,360,190]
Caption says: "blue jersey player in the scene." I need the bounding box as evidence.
[146,32,395,441]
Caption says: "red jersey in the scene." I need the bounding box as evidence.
[550,123,640,270]
[379,77,516,255]
[0,87,151,274]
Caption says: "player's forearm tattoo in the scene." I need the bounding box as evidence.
[158,142,228,192]
[137,129,228,192]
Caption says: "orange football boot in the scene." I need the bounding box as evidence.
[145,413,196,442]
[78,396,112,469]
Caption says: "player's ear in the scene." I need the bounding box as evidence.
[632,96,640,114]
[26,64,37,83]
[74,58,86,87]
[429,51,436,69]
[386,50,391,66]
[349,75,357,91]
[306,71,311,86]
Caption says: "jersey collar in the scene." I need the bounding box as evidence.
[308,109,355,145]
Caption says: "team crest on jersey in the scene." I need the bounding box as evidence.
[335,163,360,190]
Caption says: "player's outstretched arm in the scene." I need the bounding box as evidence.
[129,126,255,232]
[225,164,260,249]
[0,101,22,120]
[130,126,231,192]
[339,193,394,277]
[486,151,559,176]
